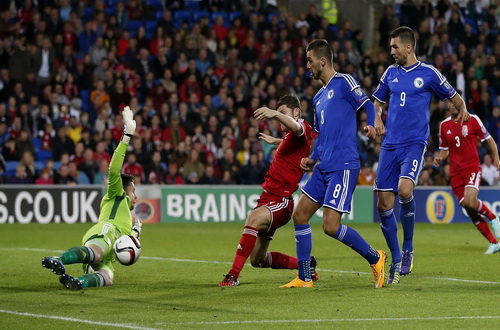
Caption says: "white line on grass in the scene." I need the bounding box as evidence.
[0,309,159,330]
[4,247,500,285]
[156,315,500,326]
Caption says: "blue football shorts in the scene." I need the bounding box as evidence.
[301,168,359,213]
[374,143,427,193]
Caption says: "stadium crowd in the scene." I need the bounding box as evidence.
[0,0,499,187]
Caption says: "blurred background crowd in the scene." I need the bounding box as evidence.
[0,0,499,187]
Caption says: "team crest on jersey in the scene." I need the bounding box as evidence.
[462,125,468,137]
[328,89,334,99]
[414,77,424,88]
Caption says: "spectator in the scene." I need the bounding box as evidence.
[54,163,77,184]
[8,164,30,184]
[481,153,500,186]
[68,160,90,184]
[122,152,145,183]
[93,159,109,185]
[164,162,185,184]
[36,167,54,185]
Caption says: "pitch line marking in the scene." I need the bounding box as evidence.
[0,309,159,330]
[4,247,500,285]
[156,315,500,326]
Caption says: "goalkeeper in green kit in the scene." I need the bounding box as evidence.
[42,107,142,290]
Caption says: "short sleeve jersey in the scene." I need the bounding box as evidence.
[439,114,491,175]
[313,72,370,172]
[262,119,312,197]
[373,61,457,148]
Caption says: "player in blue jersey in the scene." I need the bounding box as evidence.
[373,26,470,283]
[280,39,387,289]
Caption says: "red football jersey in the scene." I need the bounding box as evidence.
[438,114,490,175]
[262,119,312,197]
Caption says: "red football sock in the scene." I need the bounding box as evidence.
[268,252,298,269]
[474,220,498,244]
[229,226,258,279]
[478,200,496,221]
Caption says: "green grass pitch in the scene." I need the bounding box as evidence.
[1,222,500,329]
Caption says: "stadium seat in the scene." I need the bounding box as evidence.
[173,10,191,29]
[464,17,478,34]
[192,10,210,24]
[53,161,62,171]
[125,20,144,36]
[145,20,158,35]
[34,161,45,173]
[146,0,163,9]
[211,11,229,27]
[32,138,42,153]
[35,150,53,162]
[106,0,120,7]
[229,11,241,23]
[5,161,18,172]
[84,7,94,22]
[267,11,279,23]
[80,90,90,111]
[185,0,201,11]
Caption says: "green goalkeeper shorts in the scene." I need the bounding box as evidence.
[82,222,123,274]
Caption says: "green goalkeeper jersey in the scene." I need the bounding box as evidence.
[98,141,132,235]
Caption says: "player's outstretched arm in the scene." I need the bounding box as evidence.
[259,132,282,145]
[433,150,449,167]
[108,107,137,198]
[254,107,302,135]
[450,94,471,124]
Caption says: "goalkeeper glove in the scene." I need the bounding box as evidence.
[132,218,142,239]
[121,106,136,144]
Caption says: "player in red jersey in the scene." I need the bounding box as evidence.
[434,93,500,254]
[219,94,314,286]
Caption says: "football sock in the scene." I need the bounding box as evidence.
[477,199,496,221]
[332,224,379,264]
[77,273,106,288]
[295,224,312,281]
[474,220,498,244]
[379,208,402,263]
[59,246,95,265]
[229,226,258,279]
[267,252,298,269]
[399,195,415,252]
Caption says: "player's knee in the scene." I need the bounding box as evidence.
[322,222,340,237]
[249,255,266,268]
[398,190,413,200]
[292,209,309,225]
[377,199,392,211]
[86,244,104,263]
[461,199,476,212]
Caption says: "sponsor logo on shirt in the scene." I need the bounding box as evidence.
[446,130,451,134]
[392,77,399,83]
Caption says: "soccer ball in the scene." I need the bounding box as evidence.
[113,235,141,266]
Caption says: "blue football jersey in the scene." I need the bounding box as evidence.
[373,61,456,148]
[312,72,370,172]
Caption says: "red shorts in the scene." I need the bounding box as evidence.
[450,166,481,202]
[255,191,294,238]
